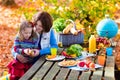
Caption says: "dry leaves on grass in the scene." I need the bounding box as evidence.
[0,5,22,76]
[0,25,17,76]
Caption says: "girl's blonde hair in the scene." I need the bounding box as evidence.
[18,20,37,41]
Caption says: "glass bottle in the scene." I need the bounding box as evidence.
[89,34,96,53]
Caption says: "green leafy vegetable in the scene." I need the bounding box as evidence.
[66,44,83,57]
[53,18,66,32]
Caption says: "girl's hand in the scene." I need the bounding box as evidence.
[24,48,30,55]
[24,48,34,56]
[24,49,40,57]
[16,54,29,63]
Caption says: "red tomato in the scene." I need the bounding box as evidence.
[61,51,72,58]
[61,51,67,56]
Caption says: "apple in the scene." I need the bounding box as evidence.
[78,61,85,67]
[89,62,95,68]
[86,62,91,68]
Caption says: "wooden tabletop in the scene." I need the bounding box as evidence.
[19,49,115,80]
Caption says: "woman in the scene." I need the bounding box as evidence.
[33,11,58,59]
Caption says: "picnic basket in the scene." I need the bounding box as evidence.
[57,19,84,46]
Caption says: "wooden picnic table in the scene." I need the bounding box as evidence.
[19,48,115,80]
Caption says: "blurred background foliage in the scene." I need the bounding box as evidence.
[0,0,120,39]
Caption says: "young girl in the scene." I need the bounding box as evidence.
[7,20,39,80]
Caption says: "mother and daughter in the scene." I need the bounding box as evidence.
[7,11,58,80]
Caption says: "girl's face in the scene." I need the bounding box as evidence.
[35,21,43,33]
[22,27,32,40]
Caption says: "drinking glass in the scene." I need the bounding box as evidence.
[51,48,57,56]
[98,55,106,66]
[106,47,113,56]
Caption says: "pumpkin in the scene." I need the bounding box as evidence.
[96,15,118,38]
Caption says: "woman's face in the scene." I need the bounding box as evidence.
[35,21,43,33]
[22,27,32,40]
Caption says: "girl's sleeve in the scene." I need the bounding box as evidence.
[11,47,18,59]
[40,29,58,55]
[11,36,24,59]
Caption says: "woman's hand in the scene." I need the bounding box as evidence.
[33,49,40,57]
[16,54,29,63]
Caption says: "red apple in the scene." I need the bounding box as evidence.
[79,61,86,67]
[86,62,91,68]
[89,62,95,68]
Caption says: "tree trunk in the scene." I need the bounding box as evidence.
[0,0,15,6]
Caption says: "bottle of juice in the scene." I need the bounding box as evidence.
[89,34,96,53]
[0,74,10,80]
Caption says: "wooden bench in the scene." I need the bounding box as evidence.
[19,48,115,80]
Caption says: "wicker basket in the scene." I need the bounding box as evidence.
[58,32,84,46]
[56,19,84,46]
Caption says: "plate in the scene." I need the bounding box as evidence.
[46,55,65,61]
[68,64,103,71]
[63,54,82,59]
[77,63,103,69]
[58,60,79,67]
[63,51,96,60]
[76,52,96,60]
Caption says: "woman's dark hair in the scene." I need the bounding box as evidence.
[34,11,53,32]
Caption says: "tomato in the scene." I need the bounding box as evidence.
[61,51,67,56]
[61,51,72,58]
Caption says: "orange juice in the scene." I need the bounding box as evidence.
[46,48,57,59]
[51,48,57,56]
[98,55,106,66]
[0,74,10,80]
[89,35,96,53]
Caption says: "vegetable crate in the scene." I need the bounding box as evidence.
[58,32,84,46]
